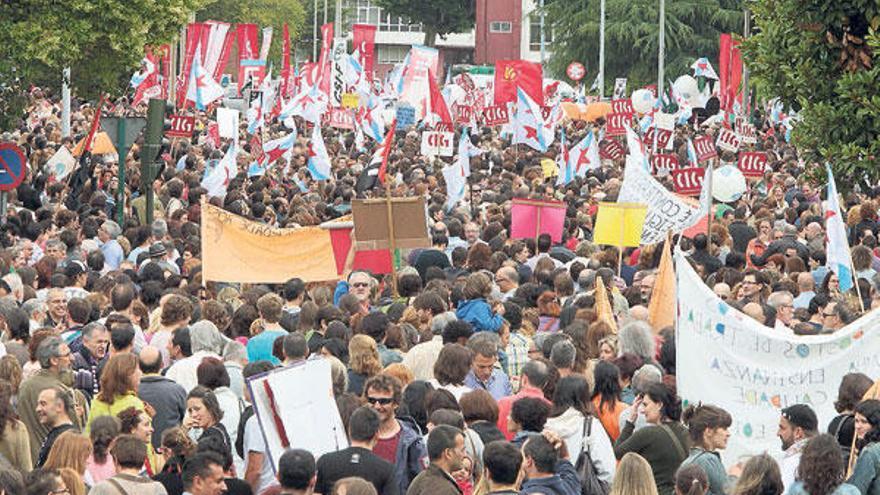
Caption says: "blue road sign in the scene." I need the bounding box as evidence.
[0,144,26,191]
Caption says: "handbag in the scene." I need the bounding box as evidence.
[574,415,610,495]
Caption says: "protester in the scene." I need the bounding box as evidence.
[679,404,733,495]
[777,404,819,490]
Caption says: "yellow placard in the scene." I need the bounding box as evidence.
[341,93,360,109]
[201,202,339,283]
[541,158,558,178]
[593,202,647,247]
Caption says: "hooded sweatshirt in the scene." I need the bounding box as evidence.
[544,407,616,483]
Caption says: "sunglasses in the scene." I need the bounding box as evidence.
[352,282,370,289]
[366,396,395,405]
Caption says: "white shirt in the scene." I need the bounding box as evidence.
[165,351,220,393]
[779,438,808,492]
[402,336,443,382]
[244,415,278,493]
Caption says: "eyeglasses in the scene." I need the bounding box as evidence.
[365,396,394,405]
[823,312,837,318]
[351,282,370,289]
[50,489,70,495]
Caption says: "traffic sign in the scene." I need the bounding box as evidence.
[566,62,586,82]
[0,143,26,192]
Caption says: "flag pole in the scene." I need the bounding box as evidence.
[384,179,398,298]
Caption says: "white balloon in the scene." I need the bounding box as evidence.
[673,75,700,108]
[712,165,747,203]
[631,89,655,114]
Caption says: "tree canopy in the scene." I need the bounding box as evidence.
[741,0,880,185]
[545,0,742,92]
[374,0,474,47]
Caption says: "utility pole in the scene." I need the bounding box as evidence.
[657,0,665,97]
[61,67,71,137]
[599,0,605,98]
[313,0,319,61]
[539,0,545,65]
[742,7,750,115]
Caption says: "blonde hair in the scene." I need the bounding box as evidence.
[348,334,382,376]
[383,363,414,387]
[44,431,93,475]
[58,467,86,495]
[610,453,659,495]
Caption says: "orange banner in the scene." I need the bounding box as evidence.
[201,202,338,283]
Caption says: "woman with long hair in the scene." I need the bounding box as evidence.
[152,427,197,495]
[731,454,783,495]
[675,464,709,495]
[790,434,859,495]
[347,334,383,396]
[545,375,615,484]
[86,353,145,434]
[679,404,733,495]
[610,452,659,495]
[196,356,242,473]
[86,415,120,483]
[615,382,690,495]
[745,219,772,270]
[847,399,880,492]
[118,406,162,476]
[829,373,873,463]
[0,379,30,472]
[430,344,473,401]
[43,431,94,487]
[592,360,628,442]
[185,386,231,457]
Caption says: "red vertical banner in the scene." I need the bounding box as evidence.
[730,39,744,112]
[318,23,334,97]
[237,23,259,61]
[352,24,377,79]
[213,25,236,81]
[157,44,171,99]
[280,24,294,99]
[177,22,208,108]
[719,33,743,113]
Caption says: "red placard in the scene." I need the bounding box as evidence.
[453,104,473,125]
[737,151,768,178]
[643,127,673,149]
[166,115,195,138]
[434,123,453,133]
[599,139,625,161]
[693,135,718,162]
[605,112,631,137]
[651,154,680,175]
[326,107,354,130]
[611,99,634,114]
[250,135,265,164]
[671,167,705,196]
[482,105,510,126]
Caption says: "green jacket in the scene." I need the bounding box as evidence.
[18,369,85,464]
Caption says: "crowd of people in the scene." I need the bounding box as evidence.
[0,78,877,495]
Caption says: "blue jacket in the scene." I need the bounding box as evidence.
[456,298,504,333]
[848,442,880,495]
[788,481,860,495]
[394,418,428,495]
[520,460,581,495]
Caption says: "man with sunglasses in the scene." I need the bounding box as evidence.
[335,270,375,315]
[362,374,427,495]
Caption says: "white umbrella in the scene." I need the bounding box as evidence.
[712,165,747,203]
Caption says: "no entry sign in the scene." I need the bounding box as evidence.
[0,143,26,191]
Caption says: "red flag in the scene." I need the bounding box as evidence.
[279,24,294,99]
[429,71,452,124]
[377,120,397,186]
[212,25,236,81]
[719,33,743,113]
[318,23,334,97]
[177,22,208,108]
[494,60,543,106]
[352,24,377,78]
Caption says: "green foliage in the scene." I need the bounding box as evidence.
[546,0,742,91]
[197,0,306,63]
[741,0,880,186]
[0,0,205,128]
[374,0,474,46]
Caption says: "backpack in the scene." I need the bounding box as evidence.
[574,416,610,495]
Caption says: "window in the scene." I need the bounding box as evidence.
[378,45,409,65]
[528,13,553,51]
[490,21,512,33]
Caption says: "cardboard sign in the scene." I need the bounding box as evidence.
[510,198,567,243]
[651,153,680,175]
[671,167,705,196]
[482,105,510,126]
[611,99,634,114]
[693,135,718,162]
[737,151,768,178]
[736,116,758,144]
[341,93,360,109]
[613,78,627,99]
[644,127,673,149]
[605,113,632,137]
[599,139,625,161]
[540,158,558,179]
[351,197,431,251]
[420,131,454,157]
[326,107,354,130]
[716,127,740,153]
[396,104,416,129]
[166,115,195,138]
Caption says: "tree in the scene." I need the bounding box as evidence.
[0,0,205,128]
[196,0,306,62]
[740,0,880,186]
[545,0,741,91]
[374,0,474,47]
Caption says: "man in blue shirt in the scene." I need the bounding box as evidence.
[246,293,287,365]
[97,220,124,270]
[464,332,511,401]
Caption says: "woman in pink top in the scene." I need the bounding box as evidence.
[86,415,120,483]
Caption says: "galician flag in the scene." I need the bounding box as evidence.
[512,87,548,152]
[442,161,467,211]
[569,130,601,177]
[556,128,573,186]
[201,141,238,197]
[825,163,854,292]
[186,45,225,111]
[456,128,484,178]
[306,123,332,180]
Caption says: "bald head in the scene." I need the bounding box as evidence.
[797,272,815,291]
[628,305,649,322]
[139,345,162,374]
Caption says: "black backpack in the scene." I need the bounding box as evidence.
[574,416,610,495]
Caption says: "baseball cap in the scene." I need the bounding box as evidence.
[781,404,818,432]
